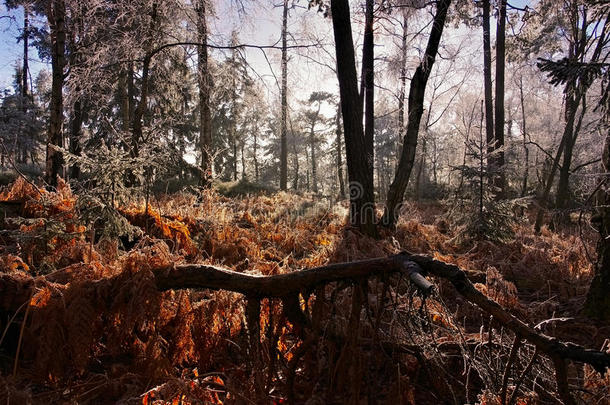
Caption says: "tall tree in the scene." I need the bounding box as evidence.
[383,0,451,228]
[335,101,346,198]
[534,2,609,231]
[45,0,67,186]
[279,0,289,190]
[362,0,374,182]
[493,0,507,196]
[555,2,609,209]
[329,0,377,237]
[396,11,408,169]
[482,0,494,183]
[22,2,29,101]
[197,0,213,186]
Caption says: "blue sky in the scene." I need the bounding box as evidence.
[0,4,48,91]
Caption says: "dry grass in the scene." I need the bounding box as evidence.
[0,179,606,404]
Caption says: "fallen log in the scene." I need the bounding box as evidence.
[154,253,433,297]
[1,252,608,380]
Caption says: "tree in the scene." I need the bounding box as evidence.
[492,0,507,196]
[45,0,67,187]
[197,0,213,186]
[533,1,609,231]
[529,2,609,317]
[383,0,451,228]
[328,0,377,237]
[482,0,494,190]
[334,101,346,198]
[301,91,332,194]
[280,0,289,190]
[362,0,375,184]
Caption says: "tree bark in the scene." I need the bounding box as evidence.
[383,0,451,228]
[493,0,507,197]
[330,0,377,237]
[556,96,586,209]
[45,0,67,187]
[396,13,408,168]
[69,97,83,180]
[335,103,346,199]
[280,0,289,190]
[519,75,529,197]
[131,55,150,158]
[253,129,259,182]
[68,21,83,180]
[231,69,238,181]
[482,0,494,177]
[310,120,317,193]
[118,70,130,134]
[362,0,374,183]
[584,133,610,320]
[197,0,213,187]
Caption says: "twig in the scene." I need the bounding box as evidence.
[509,346,538,405]
[13,291,32,377]
[501,334,522,405]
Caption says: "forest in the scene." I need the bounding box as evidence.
[0,0,609,403]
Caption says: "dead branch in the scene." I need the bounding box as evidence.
[1,252,609,379]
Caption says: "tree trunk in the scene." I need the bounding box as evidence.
[362,0,374,183]
[197,0,213,187]
[330,0,377,237]
[279,0,288,190]
[69,24,83,180]
[290,121,299,190]
[20,5,30,164]
[396,13,408,168]
[45,0,66,187]
[22,5,29,100]
[336,104,346,199]
[556,97,587,208]
[131,55,150,158]
[584,133,610,320]
[241,140,246,180]
[253,131,259,183]
[231,71,237,181]
[482,0,494,176]
[310,121,317,193]
[118,70,130,134]
[493,0,507,197]
[519,75,529,197]
[533,93,581,233]
[128,62,135,126]
[383,0,451,228]
[131,3,157,160]
[69,97,83,180]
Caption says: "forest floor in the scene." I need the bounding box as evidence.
[0,178,608,404]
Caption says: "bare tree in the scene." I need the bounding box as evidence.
[383,0,451,228]
[45,0,67,186]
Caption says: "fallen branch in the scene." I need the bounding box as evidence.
[1,252,608,379]
[153,253,433,297]
[406,253,610,375]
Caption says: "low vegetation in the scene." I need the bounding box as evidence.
[0,178,607,404]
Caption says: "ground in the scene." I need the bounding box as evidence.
[0,178,608,404]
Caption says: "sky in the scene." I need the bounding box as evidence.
[0,3,47,90]
[0,0,531,117]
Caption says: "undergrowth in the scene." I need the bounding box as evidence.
[0,178,606,404]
